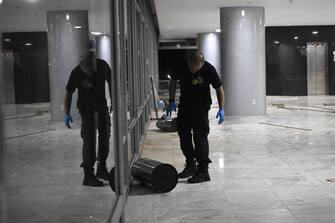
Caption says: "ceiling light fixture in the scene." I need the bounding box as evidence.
[66,14,70,21]
[4,38,11,42]
[91,32,102,35]
[294,36,299,40]
[312,31,318,35]
[216,29,221,33]
[74,26,83,29]
[25,43,32,46]
[274,40,280,44]
[241,10,245,17]
[0,0,3,4]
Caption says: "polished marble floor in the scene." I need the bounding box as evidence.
[2,96,335,223]
[126,96,335,223]
[1,103,116,223]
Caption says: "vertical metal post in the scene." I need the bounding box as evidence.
[0,114,6,223]
[111,0,125,196]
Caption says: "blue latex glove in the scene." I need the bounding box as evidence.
[216,108,225,124]
[64,113,73,129]
[166,100,177,117]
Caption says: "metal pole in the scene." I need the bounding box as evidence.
[151,76,159,119]
[111,0,126,196]
[0,107,7,223]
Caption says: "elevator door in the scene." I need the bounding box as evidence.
[307,42,328,95]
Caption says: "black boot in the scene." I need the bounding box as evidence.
[96,163,109,181]
[187,165,210,184]
[178,161,197,179]
[83,168,104,187]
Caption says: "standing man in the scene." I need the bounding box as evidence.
[64,55,111,187]
[166,51,225,184]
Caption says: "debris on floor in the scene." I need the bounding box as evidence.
[156,115,178,132]
[259,122,312,131]
[326,178,335,183]
[272,103,286,108]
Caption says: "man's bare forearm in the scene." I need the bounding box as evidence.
[216,86,225,109]
[64,91,73,114]
[169,80,177,101]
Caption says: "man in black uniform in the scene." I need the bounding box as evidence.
[166,51,225,184]
[64,55,111,187]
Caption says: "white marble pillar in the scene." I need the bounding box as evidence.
[220,7,266,115]
[0,33,5,104]
[197,32,221,75]
[47,11,89,121]
[95,34,112,107]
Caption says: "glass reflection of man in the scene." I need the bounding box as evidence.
[64,54,111,187]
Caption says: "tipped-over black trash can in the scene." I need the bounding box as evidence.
[131,158,178,193]
[109,158,178,193]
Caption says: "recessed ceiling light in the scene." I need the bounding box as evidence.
[274,40,280,44]
[294,36,299,40]
[216,29,221,33]
[74,26,83,29]
[312,31,318,35]
[4,38,11,42]
[176,44,181,48]
[241,10,245,17]
[25,43,32,46]
[66,14,70,21]
[91,32,102,35]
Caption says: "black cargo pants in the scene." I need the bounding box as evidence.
[177,106,211,170]
[80,108,110,169]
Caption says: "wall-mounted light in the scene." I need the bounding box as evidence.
[312,31,318,35]
[294,36,299,40]
[74,26,83,29]
[215,29,221,33]
[25,43,32,46]
[91,32,102,35]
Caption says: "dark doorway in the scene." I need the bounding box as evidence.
[2,32,50,104]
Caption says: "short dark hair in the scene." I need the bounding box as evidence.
[79,54,93,66]
[187,51,204,65]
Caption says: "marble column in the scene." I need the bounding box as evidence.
[95,35,111,67]
[47,11,89,121]
[95,34,112,107]
[197,32,221,75]
[220,7,266,116]
[0,33,4,104]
